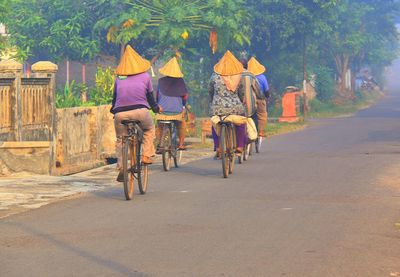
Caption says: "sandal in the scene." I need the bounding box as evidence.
[235,147,243,154]
[214,151,222,160]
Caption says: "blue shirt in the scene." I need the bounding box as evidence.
[157,89,185,114]
[256,74,269,97]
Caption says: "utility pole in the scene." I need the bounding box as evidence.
[302,36,308,118]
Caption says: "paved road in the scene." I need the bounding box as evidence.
[1,94,400,277]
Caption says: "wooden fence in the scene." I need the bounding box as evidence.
[0,78,13,137]
[0,60,57,175]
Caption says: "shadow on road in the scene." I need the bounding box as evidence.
[5,221,149,276]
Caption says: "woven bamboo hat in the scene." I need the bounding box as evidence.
[248,57,266,75]
[213,50,244,76]
[115,45,151,76]
[159,57,184,78]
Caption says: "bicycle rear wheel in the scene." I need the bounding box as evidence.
[255,137,261,153]
[136,141,148,194]
[227,125,235,174]
[161,127,172,171]
[122,138,135,200]
[220,125,229,178]
[243,142,251,161]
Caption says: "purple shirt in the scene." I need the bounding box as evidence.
[113,72,153,110]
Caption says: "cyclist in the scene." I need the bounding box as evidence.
[209,50,247,158]
[110,45,162,182]
[238,58,264,137]
[155,57,189,151]
[247,57,269,137]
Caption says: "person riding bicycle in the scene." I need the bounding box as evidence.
[110,45,162,182]
[209,50,247,158]
[238,58,264,137]
[247,57,269,137]
[155,57,189,151]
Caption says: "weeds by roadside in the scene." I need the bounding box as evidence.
[308,90,384,118]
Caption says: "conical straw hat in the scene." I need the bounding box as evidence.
[248,57,266,75]
[115,45,151,76]
[213,50,243,76]
[159,57,184,78]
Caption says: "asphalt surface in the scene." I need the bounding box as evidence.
[1,93,400,277]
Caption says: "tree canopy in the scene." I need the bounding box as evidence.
[2,0,399,103]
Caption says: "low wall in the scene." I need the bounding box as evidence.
[0,141,50,175]
[0,103,203,176]
[54,105,115,175]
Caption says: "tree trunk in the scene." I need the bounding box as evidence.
[81,63,87,103]
[302,36,308,116]
[334,54,354,100]
[66,59,70,95]
[120,43,126,58]
[82,64,86,84]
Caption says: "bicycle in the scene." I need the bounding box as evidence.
[248,136,262,156]
[238,138,251,163]
[218,117,236,178]
[121,120,149,200]
[158,120,183,171]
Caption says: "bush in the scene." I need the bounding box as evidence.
[89,66,115,105]
[314,66,335,102]
[309,98,335,113]
[56,81,85,108]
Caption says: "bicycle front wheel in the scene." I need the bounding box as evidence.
[138,164,149,194]
[174,150,183,168]
[122,138,135,200]
[220,125,229,178]
[136,141,148,194]
[171,124,181,168]
[227,125,235,174]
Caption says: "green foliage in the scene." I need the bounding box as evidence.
[56,67,116,108]
[5,0,99,62]
[56,81,85,108]
[88,67,115,105]
[3,0,399,114]
[94,0,250,61]
[314,66,335,102]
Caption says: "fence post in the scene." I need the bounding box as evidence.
[31,61,58,175]
[0,60,23,141]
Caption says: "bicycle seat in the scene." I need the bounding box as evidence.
[121,120,141,125]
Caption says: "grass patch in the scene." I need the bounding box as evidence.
[308,90,383,118]
[187,141,213,149]
[265,121,307,137]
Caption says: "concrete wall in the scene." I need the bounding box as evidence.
[54,105,115,175]
[0,141,50,176]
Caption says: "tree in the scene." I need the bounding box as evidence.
[94,0,251,62]
[6,0,99,63]
[316,0,399,99]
